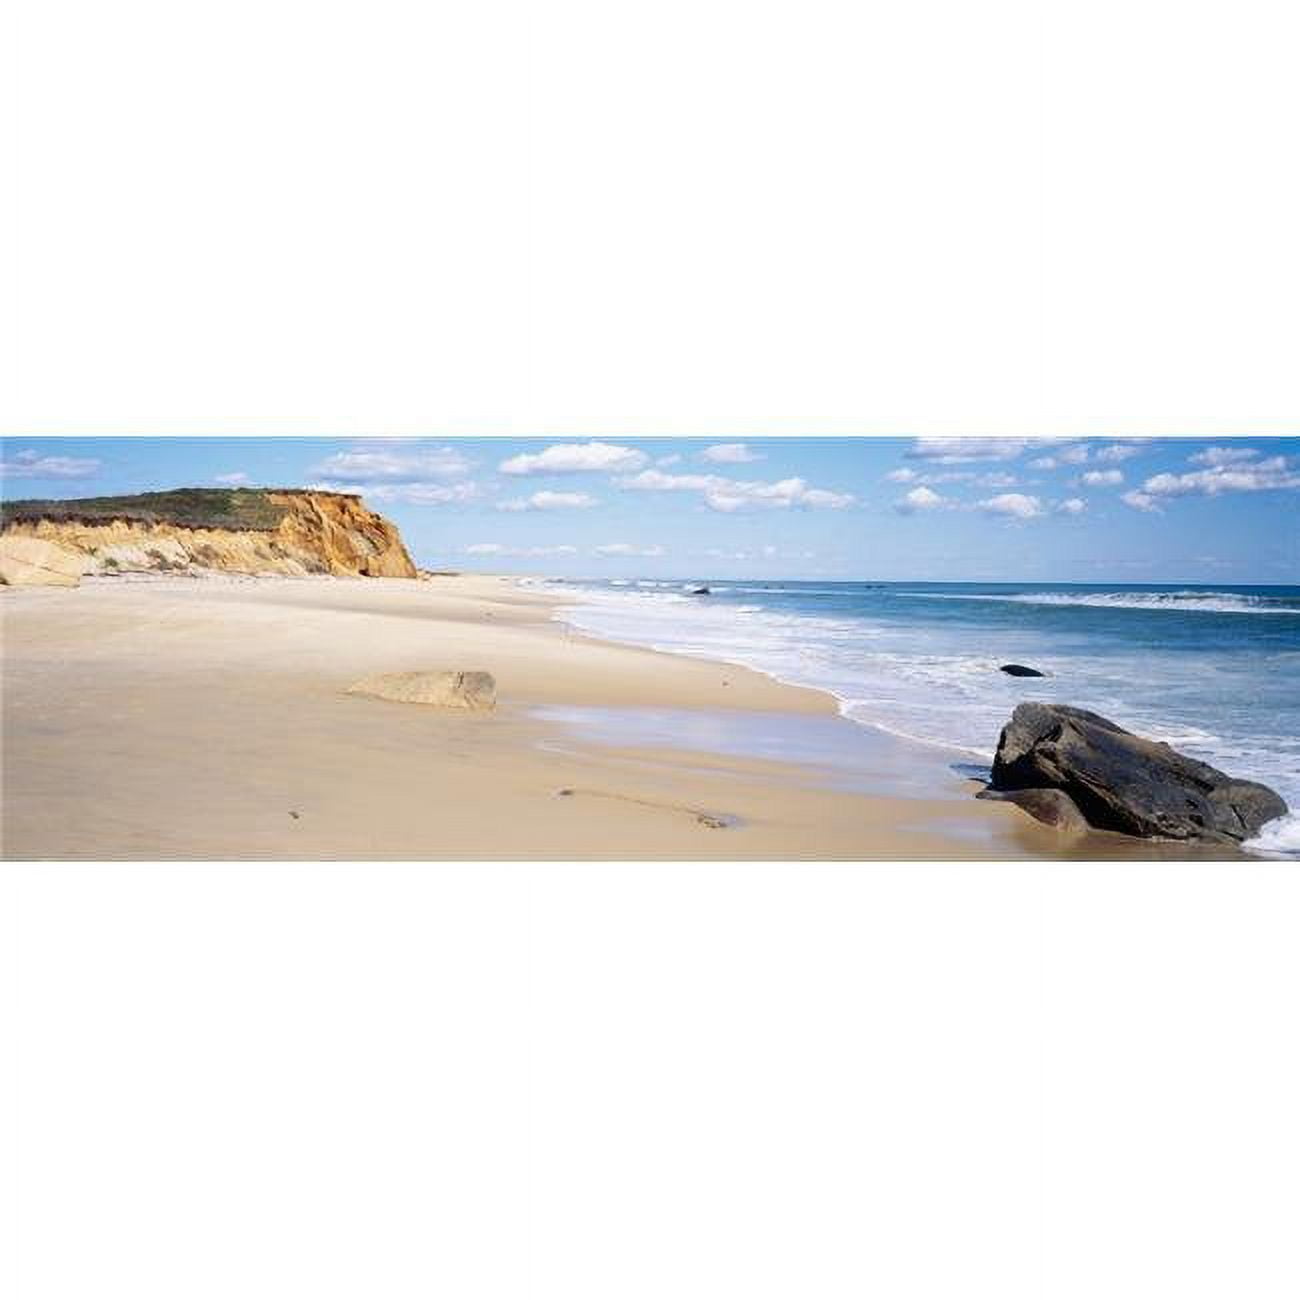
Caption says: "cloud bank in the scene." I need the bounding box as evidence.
[1,450,102,480]
[500,442,648,476]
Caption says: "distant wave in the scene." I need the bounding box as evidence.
[721,586,868,598]
[895,590,1300,615]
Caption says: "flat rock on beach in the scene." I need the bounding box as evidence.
[346,670,497,710]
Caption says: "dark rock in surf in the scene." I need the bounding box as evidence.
[689,585,711,595]
[999,663,1046,677]
[986,703,1287,843]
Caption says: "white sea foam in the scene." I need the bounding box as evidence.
[1243,813,1300,858]
[896,590,1299,615]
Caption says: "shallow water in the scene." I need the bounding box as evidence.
[532,704,963,799]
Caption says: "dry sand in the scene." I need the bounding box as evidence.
[2,573,1091,860]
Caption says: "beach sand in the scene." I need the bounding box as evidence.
[1,573,1196,861]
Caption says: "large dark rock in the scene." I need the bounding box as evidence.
[988,703,1287,843]
[999,663,1046,677]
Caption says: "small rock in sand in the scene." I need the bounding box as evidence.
[347,670,497,710]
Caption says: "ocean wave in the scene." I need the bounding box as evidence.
[895,590,1300,615]
[720,585,870,598]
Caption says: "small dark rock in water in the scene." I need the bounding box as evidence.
[986,702,1288,843]
[1000,663,1046,677]
[690,585,711,595]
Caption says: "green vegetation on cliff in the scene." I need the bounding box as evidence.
[1,487,356,532]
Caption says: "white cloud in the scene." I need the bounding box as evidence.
[618,469,717,492]
[1056,497,1087,515]
[894,485,946,514]
[496,490,597,512]
[797,487,853,508]
[905,437,1058,464]
[499,441,648,476]
[1187,445,1261,467]
[1033,442,1143,470]
[0,450,102,480]
[462,543,578,557]
[309,445,472,482]
[700,493,751,513]
[700,442,763,464]
[978,492,1044,519]
[656,453,682,466]
[213,472,250,485]
[886,467,1015,488]
[593,543,667,557]
[1132,455,1300,503]
[1122,490,1160,512]
[310,480,480,505]
[616,468,853,512]
[705,478,854,512]
[1095,443,1142,462]
[1080,469,1123,486]
[1029,444,1090,470]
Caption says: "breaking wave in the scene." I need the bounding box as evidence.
[896,590,1299,615]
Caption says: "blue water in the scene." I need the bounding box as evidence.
[545,579,1300,856]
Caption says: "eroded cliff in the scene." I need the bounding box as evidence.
[0,489,417,581]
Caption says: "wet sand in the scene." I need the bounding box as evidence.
[1,573,1140,861]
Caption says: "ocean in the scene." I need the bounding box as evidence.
[545,579,1300,858]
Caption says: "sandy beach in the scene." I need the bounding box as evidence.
[1,573,1218,861]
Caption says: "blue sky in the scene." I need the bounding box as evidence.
[2,436,1297,582]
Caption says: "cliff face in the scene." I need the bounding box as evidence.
[0,490,417,580]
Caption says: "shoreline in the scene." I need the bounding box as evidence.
[545,580,999,765]
[1,573,1244,860]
